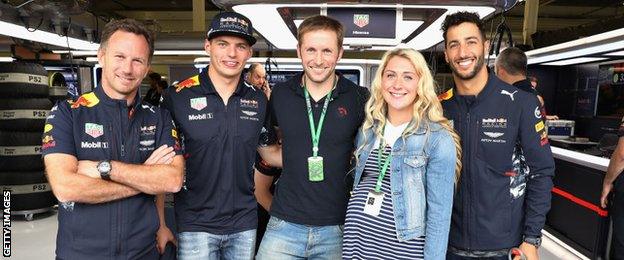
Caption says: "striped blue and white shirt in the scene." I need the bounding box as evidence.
[342,145,426,260]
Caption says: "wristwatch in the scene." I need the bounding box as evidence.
[97,160,112,180]
[523,236,542,248]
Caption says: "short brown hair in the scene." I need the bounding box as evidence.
[496,47,528,76]
[99,18,155,61]
[297,15,344,49]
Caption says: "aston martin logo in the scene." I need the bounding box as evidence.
[353,14,369,28]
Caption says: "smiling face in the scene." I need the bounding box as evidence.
[297,29,343,88]
[205,35,252,81]
[381,56,420,117]
[98,30,151,101]
[444,22,489,81]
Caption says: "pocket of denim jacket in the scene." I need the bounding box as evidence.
[403,155,426,168]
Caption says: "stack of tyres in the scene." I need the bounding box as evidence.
[0,62,55,220]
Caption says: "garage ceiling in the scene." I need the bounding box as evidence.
[0,0,622,63]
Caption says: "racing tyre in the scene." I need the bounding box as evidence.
[0,171,56,211]
[0,98,53,131]
[0,131,44,171]
[48,71,69,100]
[0,62,49,98]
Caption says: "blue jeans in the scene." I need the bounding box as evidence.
[256,217,343,260]
[177,229,256,260]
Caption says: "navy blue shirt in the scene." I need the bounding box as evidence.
[266,73,369,226]
[42,86,181,260]
[162,70,270,234]
[513,78,547,122]
[441,73,554,251]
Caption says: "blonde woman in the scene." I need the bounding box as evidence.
[342,48,461,260]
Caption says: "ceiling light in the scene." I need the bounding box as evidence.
[0,21,99,50]
[541,57,608,66]
[153,50,208,56]
[194,57,382,65]
[53,50,97,56]
[232,4,495,51]
[527,27,624,64]
[0,57,14,62]
[54,50,208,56]
[604,50,624,56]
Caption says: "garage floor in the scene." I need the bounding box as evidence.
[7,210,587,260]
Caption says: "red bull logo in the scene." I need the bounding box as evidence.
[175,75,200,92]
[438,88,453,101]
[42,135,56,149]
[70,92,99,109]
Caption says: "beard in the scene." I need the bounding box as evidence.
[449,55,485,80]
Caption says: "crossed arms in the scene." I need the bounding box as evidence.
[45,145,184,204]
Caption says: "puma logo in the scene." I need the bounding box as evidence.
[500,90,518,101]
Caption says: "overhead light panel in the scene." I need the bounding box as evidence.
[541,57,608,66]
[232,4,495,51]
[0,21,99,50]
[153,50,208,56]
[54,50,208,56]
[527,27,624,65]
[604,50,624,56]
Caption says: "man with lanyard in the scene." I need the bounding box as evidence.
[256,15,369,259]
[601,118,624,259]
[439,12,555,260]
[42,18,184,260]
[159,11,280,260]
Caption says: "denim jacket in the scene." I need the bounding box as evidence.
[352,121,456,260]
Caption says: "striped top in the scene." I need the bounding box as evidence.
[342,146,426,260]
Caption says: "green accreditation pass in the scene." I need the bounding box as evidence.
[303,76,335,182]
[308,155,324,181]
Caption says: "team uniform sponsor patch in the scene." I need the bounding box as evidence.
[535,121,545,132]
[240,99,258,109]
[190,97,207,111]
[44,124,53,133]
[85,123,104,138]
[482,118,508,129]
[70,92,99,109]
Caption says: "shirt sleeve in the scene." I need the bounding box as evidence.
[41,100,76,157]
[156,107,183,156]
[258,92,278,147]
[519,95,555,238]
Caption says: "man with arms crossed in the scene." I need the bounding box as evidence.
[256,15,369,259]
[439,12,555,260]
[159,12,280,260]
[43,18,184,260]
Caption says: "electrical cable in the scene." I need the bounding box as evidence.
[64,17,80,95]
